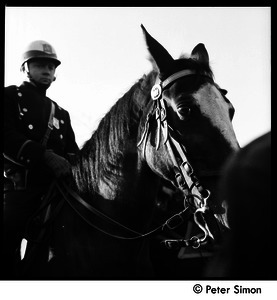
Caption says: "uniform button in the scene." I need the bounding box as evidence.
[28,124,33,130]
[18,92,22,97]
[60,134,63,139]
[23,108,28,112]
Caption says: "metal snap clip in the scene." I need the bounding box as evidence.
[190,236,201,249]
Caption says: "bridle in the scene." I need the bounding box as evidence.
[137,69,225,248]
[138,69,213,205]
[25,70,225,254]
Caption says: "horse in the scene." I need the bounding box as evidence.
[20,25,240,279]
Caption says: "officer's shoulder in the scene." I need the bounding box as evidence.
[5,85,19,96]
[4,85,21,98]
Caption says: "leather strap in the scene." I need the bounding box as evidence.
[41,102,55,146]
[162,70,197,89]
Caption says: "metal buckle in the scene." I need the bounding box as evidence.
[175,173,187,189]
[196,189,211,208]
[163,239,190,249]
[182,162,193,176]
[165,213,184,230]
[196,187,210,199]
[163,240,179,249]
[190,236,201,249]
[160,107,166,121]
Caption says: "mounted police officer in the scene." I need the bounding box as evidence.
[3,40,79,278]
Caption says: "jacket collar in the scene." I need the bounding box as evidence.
[21,81,48,97]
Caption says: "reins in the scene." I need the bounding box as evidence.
[26,179,202,248]
[25,69,224,252]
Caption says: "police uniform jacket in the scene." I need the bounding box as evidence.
[4,81,79,189]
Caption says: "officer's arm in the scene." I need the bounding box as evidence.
[4,87,46,168]
[63,110,80,160]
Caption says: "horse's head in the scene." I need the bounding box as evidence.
[138,25,240,224]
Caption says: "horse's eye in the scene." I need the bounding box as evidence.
[177,106,191,120]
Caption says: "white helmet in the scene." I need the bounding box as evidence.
[21,40,61,69]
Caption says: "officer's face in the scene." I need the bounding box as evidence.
[28,60,56,86]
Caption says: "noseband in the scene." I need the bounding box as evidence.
[138,69,223,248]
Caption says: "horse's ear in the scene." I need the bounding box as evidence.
[191,43,209,64]
[141,24,174,75]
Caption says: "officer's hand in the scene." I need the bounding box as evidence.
[43,149,71,178]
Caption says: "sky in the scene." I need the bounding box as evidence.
[5,7,271,148]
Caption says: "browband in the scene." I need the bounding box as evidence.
[151,69,212,101]
[162,69,196,89]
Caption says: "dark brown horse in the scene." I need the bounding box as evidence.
[19,25,240,279]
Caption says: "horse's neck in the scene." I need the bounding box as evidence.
[94,158,160,232]
[97,179,118,200]
[96,160,159,201]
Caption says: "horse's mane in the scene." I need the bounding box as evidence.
[72,56,214,196]
[73,70,157,195]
